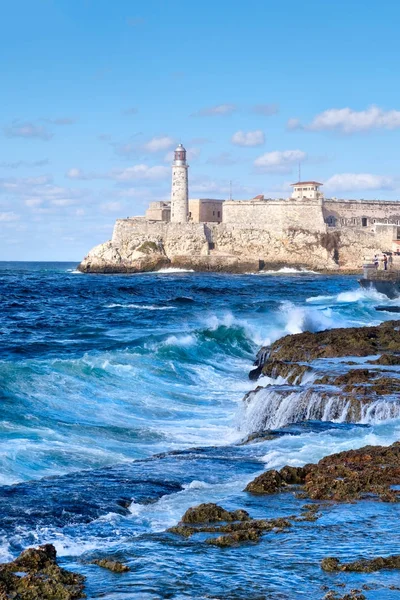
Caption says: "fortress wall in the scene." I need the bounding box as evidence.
[206,223,337,270]
[112,218,208,257]
[324,200,400,224]
[222,199,326,233]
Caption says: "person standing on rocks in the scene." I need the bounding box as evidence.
[374,254,379,269]
[383,254,388,271]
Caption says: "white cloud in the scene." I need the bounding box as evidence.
[293,106,400,134]
[251,104,279,116]
[231,130,265,147]
[191,104,237,117]
[287,118,301,131]
[254,150,306,173]
[25,198,44,207]
[43,117,76,125]
[0,211,20,222]
[4,120,53,140]
[66,164,170,182]
[67,168,89,180]
[101,201,123,212]
[324,173,395,192]
[114,164,169,181]
[0,159,49,169]
[143,136,175,152]
[51,198,77,207]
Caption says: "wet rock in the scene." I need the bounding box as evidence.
[369,353,400,366]
[238,430,286,445]
[91,558,130,573]
[305,442,400,501]
[206,529,261,546]
[295,503,321,522]
[169,506,291,546]
[167,525,196,538]
[245,469,284,494]
[249,365,263,380]
[0,544,85,599]
[257,320,400,365]
[315,369,400,396]
[245,441,400,502]
[181,503,250,524]
[315,369,375,386]
[323,591,366,600]
[245,467,306,494]
[261,360,312,384]
[322,554,400,573]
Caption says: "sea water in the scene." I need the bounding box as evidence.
[0,262,399,599]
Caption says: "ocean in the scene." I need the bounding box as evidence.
[0,262,399,599]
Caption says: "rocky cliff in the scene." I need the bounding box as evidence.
[77,218,385,274]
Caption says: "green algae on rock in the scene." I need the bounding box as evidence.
[181,503,250,524]
[91,558,130,573]
[321,554,400,573]
[0,544,85,600]
[323,591,366,600]
[264,320,400,363]
[168,503,291,546]
[245,441,400,502]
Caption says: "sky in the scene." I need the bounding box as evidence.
[1,0,400,260]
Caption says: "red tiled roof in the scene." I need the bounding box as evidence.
[253,194,265,199]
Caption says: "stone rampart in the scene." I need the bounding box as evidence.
[324,199,400,227]
[112,219,209,257]
[223,198,326,233]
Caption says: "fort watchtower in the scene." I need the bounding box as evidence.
[171,143,189,223]
[290,181,323,201]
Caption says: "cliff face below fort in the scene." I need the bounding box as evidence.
[77,219,388,274]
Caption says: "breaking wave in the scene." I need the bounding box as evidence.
[239,387,400,432]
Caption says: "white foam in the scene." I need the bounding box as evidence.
[239,387,400,432]
[105,303,175,310]
[258,267,319,275]
[156,268,195,273]
[162,334,196,347]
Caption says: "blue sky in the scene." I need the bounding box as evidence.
[1,0,400,260]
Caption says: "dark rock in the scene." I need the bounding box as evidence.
[206,529,261,546]
[375,306,400,313]
[323,591,366,600]
[245,466,307,494]
[245,441,400,503]
[305,442,400,501]
[249,366,263,380]
[169,505,291,546]
[321,554,400,573]
[261,360,312,384]
[258,320,400,364]
[368,353,400,366]
[244,469,284,494]
[0,544,85,599]
[92,558,130,573]
[181,503,250,524]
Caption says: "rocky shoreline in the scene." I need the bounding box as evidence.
[2,321,399,599]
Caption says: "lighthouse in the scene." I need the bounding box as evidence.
[170,143,189,223]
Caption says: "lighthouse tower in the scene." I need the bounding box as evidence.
[170,143,189,223]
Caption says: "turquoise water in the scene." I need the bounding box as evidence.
[0,262,399,599]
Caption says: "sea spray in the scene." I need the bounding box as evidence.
[239,386,400,432]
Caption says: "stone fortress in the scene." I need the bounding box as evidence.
[79,144,400,273]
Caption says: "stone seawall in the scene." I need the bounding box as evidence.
[78,218,391,274]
